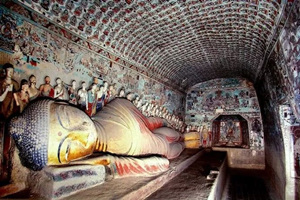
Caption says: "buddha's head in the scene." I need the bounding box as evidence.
[9,100,97,170]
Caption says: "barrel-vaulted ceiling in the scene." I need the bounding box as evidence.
[9,0,287,90]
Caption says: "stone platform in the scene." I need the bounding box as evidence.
[60,149,204,200]
[3,149,204,200]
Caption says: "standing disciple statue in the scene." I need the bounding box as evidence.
[136,98,143,110]
[27,75,40,101]
[126,92,135,102]
[133,96,140,107]
[68,80,77,105]
[103,81,109,105]
[0,63,19,118]
[118,88,125,98]
[54,78,67,100]
[93,77,100,90]
[96,85,105,112]
[108,84,116,103]
[39,76,54,98]
[13,79,30,113]
[86,83,98,116]
[77,81,88,111]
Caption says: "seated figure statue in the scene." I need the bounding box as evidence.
[9,98,187,177]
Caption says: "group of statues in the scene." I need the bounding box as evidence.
[0,63,185,134]
[185,124,211,147]
[1,62,207,178]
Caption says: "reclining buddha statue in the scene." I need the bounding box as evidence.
[9,98,192,177]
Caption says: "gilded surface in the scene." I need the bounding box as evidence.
[48,103,97,165]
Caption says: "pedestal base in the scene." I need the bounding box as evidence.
[30,165,106,199]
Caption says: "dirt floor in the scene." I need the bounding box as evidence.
[147,151,226,200]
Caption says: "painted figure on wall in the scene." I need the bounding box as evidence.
[0,63,19,119]
[39,76,54,98]
[13,79,29,113]
[77,81,88,111]
[9,98,186,173]
[68,80,77,105]
[28,75,40,101]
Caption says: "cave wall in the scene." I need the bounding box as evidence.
[255,2,300,199]
[0,5,185,115]
[185,78,265,169]
[255,60,287,200]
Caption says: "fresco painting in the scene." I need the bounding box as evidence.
[0,6,185,118]
[185,78,264,150]
[278,1,300,120]
[219,119,242,146]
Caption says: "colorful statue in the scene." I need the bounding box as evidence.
[103,81,109,105]
[86,83,97,116]
[28,75,40,101]
[118,88,125,98]
[133,96,140,107]
[108,84,116,102]
[68,80,77,105]
[0,63,19,119]
[126,92,135,102]
[93,77,100,91]
[96,85,105,112]
[9,98,186,174]
[136,98,143,110]
[13,79,29,113]
[39,76,54,98]
[77,81,88,111]
[54,78,68,100]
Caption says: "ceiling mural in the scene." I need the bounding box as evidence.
[3,0,289,89]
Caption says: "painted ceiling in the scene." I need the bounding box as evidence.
[5,0,289,90]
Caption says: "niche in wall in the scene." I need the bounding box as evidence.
[212,115,249,148]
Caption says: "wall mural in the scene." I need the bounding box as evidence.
[2,0,286,88]
[280,105,300,178]
[185,78,264,150]
[278,1,300,120]
[0,6,185,118]
[1,2,176,89]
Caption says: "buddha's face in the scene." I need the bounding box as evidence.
[48,102,97,165]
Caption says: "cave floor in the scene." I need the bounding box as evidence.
[147,151,226,200]
[223,168,272,200]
